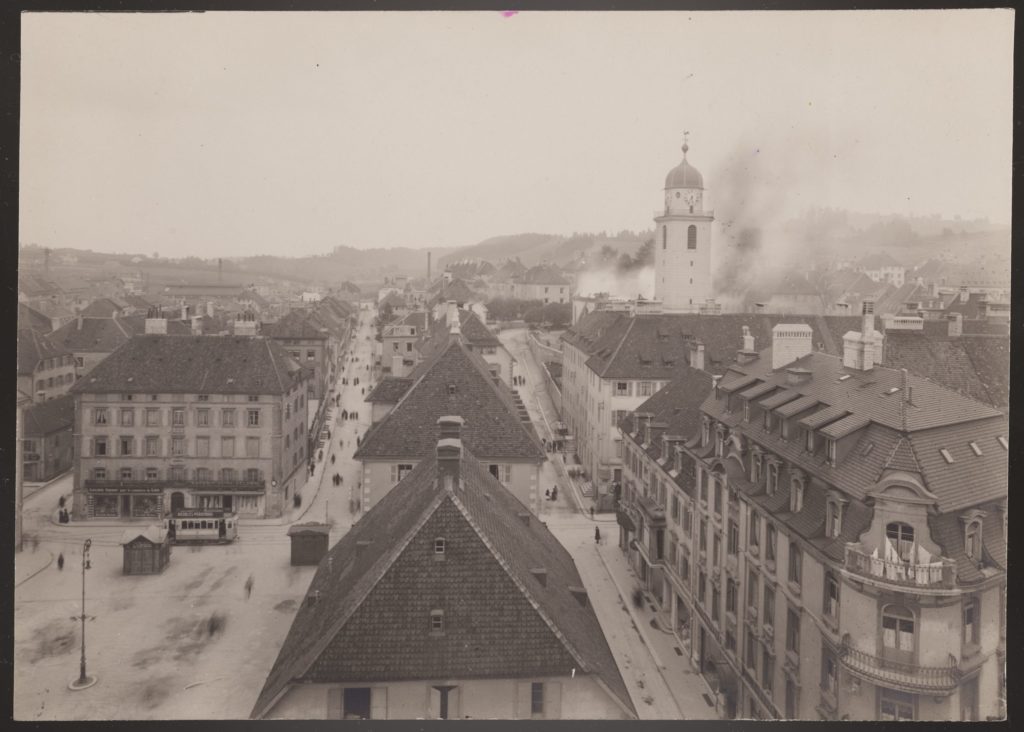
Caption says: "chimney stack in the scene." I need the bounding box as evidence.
[842,301,881,371]
[427,251,432,282]
[436,416,464,491]
[742,325,755,352]
[690,341,706,371]
[771,323,814,370]
[77,313,83,331]
[447,301,461,340]
[861,299,875,338]
[947,312,963,337]
[568,585,589,607]
[218,258,223,284]
[145,312,168,334]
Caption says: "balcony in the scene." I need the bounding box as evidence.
[839,638,961,693]
[84,478,265,493]
[845,546,956,590]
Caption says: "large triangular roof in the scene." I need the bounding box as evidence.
[250,448,635,719]
[354,339,544,461]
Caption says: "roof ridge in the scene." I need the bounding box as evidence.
[264,337,284,393]
[597,316,636,378]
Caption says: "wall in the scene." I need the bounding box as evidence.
[527,332,562,417]
[265,674,627,720]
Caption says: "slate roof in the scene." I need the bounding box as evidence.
[365,377,414,404]
[79,298,126,318]
[123,294,157,311]
[927,503,1006,585]
[703,349,1008,514]
[69,335,306,395]
[354,340,544,462]
[261,310,329,340]
[517,265,569,286]
[18,273,64,297]
[251,448,635,719]
[23,393,75,436]
[429,278,477,305]
[18,303,53,332]
[17,329,72,375]
[238,288,270,308]
[426,308,499,348]
[50,316,135,353]
[562,311,864,378]
[858,251,903,269]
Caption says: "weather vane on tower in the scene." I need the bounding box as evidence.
[682,130,690,157]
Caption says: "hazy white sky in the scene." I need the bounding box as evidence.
[20,10,1013,258]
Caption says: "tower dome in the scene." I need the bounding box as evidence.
[664,139,704,189]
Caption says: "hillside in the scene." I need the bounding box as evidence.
[439,231,650,269]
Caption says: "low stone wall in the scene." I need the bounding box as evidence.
[528,331,563,418]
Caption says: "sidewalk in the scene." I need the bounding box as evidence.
[595,539,721,720]
[15,545,54,586]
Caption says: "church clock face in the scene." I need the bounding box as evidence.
[683,190,699,207]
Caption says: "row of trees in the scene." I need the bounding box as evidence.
[487,298,570,328]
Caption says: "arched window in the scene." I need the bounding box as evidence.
[662,225,667,250]
[885,522,915,562]
[687,225,697,249]
[964,520,981,561]
[881,605,915,660]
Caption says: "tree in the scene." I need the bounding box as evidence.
[543,302,571,328]
[523,306,545,325]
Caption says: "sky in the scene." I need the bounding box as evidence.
[20,10,1014,259]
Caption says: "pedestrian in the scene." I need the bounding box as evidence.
[32,534,40,551]
[545,488,550,499]
[551,486,558,501]
[318,449,324,462]
[58,495,66,509]
[590,506,595,519]
[331,454,336,465]
[245,574,254,600]
[57,552,64,570]
[340,438,344,448]
[595,526,601,544]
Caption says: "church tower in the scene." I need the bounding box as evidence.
[654,135,714,311]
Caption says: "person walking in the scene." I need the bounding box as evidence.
[245,574,254,600]
[57,552,64,570]
[594,526,601,545]
[551,486,558,501]
[331,454,336,465]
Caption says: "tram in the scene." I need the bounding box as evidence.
[164,508,239,544]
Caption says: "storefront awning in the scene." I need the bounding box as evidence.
[616,510,636,532]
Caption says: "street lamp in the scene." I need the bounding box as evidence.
[69,538,97,690]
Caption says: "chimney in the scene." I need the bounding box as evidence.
[568,585,589,607]
[145,314,168,335]
[234,312,259,337]
[77,313,83,331]
[436,416,464,491]
[771,323,814,370]
[447,301,461,340]
[218,258,223,284]
[737,325,758,364]
[959,285,969,303]
[427,251,432,281]
[191,316,203,335]
[690,341,706,371]
[861,299,875,337]
[207,301,214,318]
[181,304,188,322]
[842,302,881,371]
[947,312,963,337]
[742,325,755,352]
[529,568,547,586]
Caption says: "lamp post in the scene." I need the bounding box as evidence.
[69,538,97,690]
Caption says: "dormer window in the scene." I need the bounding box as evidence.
[434,537,446,555]
[702,419,711,448]
[763,410,773,432]
[743,400,750,422]
[715,428,725,458]
[886,522,915,563]
[825,495,846,538]
[805,429,814,453]
[780,418,789,441]
[961,512,985,563]
[766,460,779,496]
[430,609,445,634]
[826,438,837,466]
[751,451,763,485]
[674,446,683,474]
[790,475,804,513]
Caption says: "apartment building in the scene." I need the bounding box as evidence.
[70,331,312,520]
[18,328,78,404]
[618,309,1006,721]
[252,420,635,720]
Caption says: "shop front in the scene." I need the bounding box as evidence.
[85,484,165,519]
[191,487,265,516]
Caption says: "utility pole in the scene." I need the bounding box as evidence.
[69,539,96,690]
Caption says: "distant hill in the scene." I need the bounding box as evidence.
[439,231,651,269]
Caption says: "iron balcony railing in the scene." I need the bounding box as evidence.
[845,546,956,589]
[839,639,961,693]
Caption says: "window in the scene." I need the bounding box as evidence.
[391,463,415,484]
[879,688,915,721]
[715,429,724,457]
[145,436,159,457]
[194,436,209,457]
[615,382,630,396]
[766,461,778,495]
[92,467,107,479]
[700,471,708,504]
[763,410,772,431]
[698,571,706,605]
[94,436,108,456]
[146,467,159,480]
[94,408,109,425]
[821,648,838,695]
[172,408,185,427]
[699,519,707,554]
[785,678,798,719]
[743,400,750,422]
[701,419,710,447]
[882,605,915,656]
[682,503,692,535]
[805,429,815,452]
[248,395,259,402]
[195,467,212,482]
[434,538,446,555]
[171,437,185,456]
[965,521,981,561]
[119,408,134,426]
[763,585,775,629]
[714,481,723,515]
[790,479,803,513]
[488,464,512,485]
[638,381,654,396]
[786,608,801,654]
[430,610,444,634]
[747,568,759,609]
[963,598,978,646]
[169,466,185,481]
[823,572,839,619]
[245,468,261,482]
[221,468,236,482]
[762,648,774,692]
[712,586,720,624]
[826,500,842,537]
[146,408,160,427]
[680,550,690,581]
[531,682,544,717]
[765,523,777,566]
[671,494,680,523]
[119,436,134,456]
[197,409,210,427]
[247,409,261,427]
[222,409,236,427]
[749,512,760,550]
[307,350,315,360]
[246,437,260,458]
[687,225,697,249]
[826,438,837,465]
[780,418,789,440]
[120,467,133,480]
[713,534,721,565]
[726,578,738,615]
[222,437,235,457]
[788,542,802,586]
[662,225,667,249]
[728,520,739,556]
[745,625,757,670]
[886,522,915,562]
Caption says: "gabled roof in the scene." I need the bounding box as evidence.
[23,393,75,436]
[69,335,306,395]
[365,377,414,404]
[354,340,544,461]
[238,288,270,308]
[262,310,329,340]
[858,251,903,269]
[18,273,64,297]
[50,316,135,354]
[122,294,157,311]
[79,298,127,318]
[18,303,54,332]
[516,264,569,286]
[429,278,477,305]
[251,448,635,719]
[17,329,72,375]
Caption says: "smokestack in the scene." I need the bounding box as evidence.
[427,251,432,282]
[218,258,223,284]
[44,247,50,277]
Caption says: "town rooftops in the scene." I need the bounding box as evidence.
[354,340,544,461]
[365,377,414,404]
[251,446,635,720]
[69,334,306,395]
[79,298,127,318]
[17,329,72,375]
[516,264,569,286]
[18,303,55,332]
[23,393,75,437]
[261,310,329,340]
